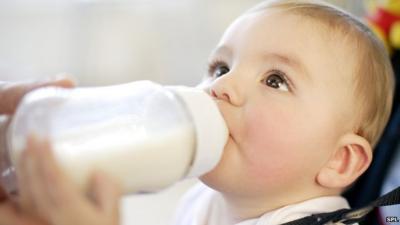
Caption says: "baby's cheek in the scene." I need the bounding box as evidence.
[241,108,305,182]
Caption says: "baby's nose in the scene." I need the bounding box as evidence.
[209,76,244,106]
[211,89,230,102]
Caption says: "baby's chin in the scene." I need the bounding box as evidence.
[199,169,215,185]
[198,169,223,190]
[198,166,236,194]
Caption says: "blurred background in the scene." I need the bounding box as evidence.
[0,0,366,86]
[0,1,367,225]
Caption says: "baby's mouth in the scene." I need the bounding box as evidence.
[229,133,237,144]
[211,98,235,144]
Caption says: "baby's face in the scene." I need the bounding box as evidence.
[200,10,358,199]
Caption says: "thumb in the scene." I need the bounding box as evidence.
[89,171,121,217]
[0,74,76,114]
[46,75,76,90]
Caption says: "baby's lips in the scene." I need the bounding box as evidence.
[209,96,237,142]
[214,100,228,120]
[217,108,236,139]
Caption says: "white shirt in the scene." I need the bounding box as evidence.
[173,182,352,225]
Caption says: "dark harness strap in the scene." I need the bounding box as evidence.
[280,186,400,225]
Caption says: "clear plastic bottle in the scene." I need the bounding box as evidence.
[0,81,228,196]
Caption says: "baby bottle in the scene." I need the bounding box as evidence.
[0,81,228,196]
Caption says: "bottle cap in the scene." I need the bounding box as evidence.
[167,86,228,178]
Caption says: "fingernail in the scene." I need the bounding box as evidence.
[41,73,77,86]
[54,72,73,80]
[54,73,77,84]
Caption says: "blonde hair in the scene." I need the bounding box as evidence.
[246,0,395,148]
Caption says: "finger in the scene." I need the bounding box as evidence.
[0,201,50,225]
[0,75,76,114]
[17,134,62,218]
[26,135,92,224]
[33,136,78,207]
[22,136,67,217]
[0,201,29,225]
[29,136,105,225]
[89,171,121,218]
[0,201,19,225]
[18,135,71,221]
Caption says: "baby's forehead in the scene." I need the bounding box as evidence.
[250,8,356,40]
[232,9,360,67]
[223,9,361,94]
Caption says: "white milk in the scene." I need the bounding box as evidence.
[48,122,194,194]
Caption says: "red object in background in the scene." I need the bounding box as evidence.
[367,7,400,36]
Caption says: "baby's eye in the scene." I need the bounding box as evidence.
[263,72,289,92]
[208,61,230,78]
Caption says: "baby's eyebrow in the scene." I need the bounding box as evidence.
[264,53,310,81]
[209,46,311,81]
[209,45,232,60]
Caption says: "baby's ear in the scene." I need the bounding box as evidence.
[316,133,372,189]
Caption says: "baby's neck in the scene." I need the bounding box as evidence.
[219,193,272,223]
[218,188,339,223]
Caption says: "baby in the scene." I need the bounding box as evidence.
[174,0,395,224]
[0,0,395,225]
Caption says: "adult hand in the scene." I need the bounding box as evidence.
[0,76,75,201]
[0,76,75,115]
[16,135,121,225]
[0,201,50,225]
